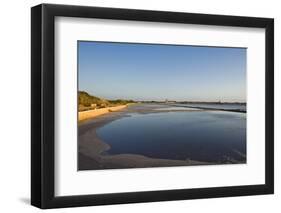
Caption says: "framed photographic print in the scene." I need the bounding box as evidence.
[31,4,274,209]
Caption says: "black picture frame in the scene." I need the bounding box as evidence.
[31,3,274,209]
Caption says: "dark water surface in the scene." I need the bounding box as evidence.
[96,104,246,163]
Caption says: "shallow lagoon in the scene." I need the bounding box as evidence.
[96,105,246,164]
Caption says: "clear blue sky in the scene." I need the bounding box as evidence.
[78,41,246,102]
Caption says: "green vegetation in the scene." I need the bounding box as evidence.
[79,91,108,107]
[109,99,135,105]
[78,91,135,111]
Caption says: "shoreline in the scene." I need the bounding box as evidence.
[78,104,128,122]
[167,104,246,113]
[79,105,209,170]
[79,124,209,170]
[78,103,245,170]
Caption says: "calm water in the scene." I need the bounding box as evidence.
[96,105,246,163]
[181,103,246,111]
[155,107,201,111]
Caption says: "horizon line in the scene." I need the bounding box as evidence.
[78,90,246,103]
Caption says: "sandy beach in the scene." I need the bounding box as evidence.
[79,105,128,122]
[78,104,209,170]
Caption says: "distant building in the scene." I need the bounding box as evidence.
[165,99,176,104]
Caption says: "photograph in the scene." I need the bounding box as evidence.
[30,3,274,209]
[78,41,247,170]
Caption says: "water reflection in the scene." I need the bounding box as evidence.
[96,105,246,164]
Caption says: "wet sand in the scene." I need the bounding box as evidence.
[78,104,208,170]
